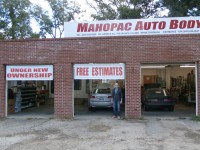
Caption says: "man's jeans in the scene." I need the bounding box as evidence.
[113,100,120,117]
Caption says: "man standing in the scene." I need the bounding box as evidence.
[112,83,122,119]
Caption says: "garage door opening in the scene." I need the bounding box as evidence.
[73,63,125,118]
[6,65,54,118]
[141,63,197,117]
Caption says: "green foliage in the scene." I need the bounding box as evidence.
[87,0,200,20]
[160,0,200,17]
[31,0,81,38]
[90,0,118,20]
[0,0,37,39]
[86,0,161,20]
[30,32,40,38]
[191,116,200,121]
[118,6,141,19]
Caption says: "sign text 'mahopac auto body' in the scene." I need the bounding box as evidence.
[64,17,200,37]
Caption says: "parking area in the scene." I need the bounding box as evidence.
[1,111,200,150]
[2,98,198,150]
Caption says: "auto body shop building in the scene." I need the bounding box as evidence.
[0,16,200,118]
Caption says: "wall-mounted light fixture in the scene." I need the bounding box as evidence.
[180,64,195,68]
[141,65,166,69]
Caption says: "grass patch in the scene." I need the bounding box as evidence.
[49,117,54,119]
[0,117,6,121]
[191,116,200,121]
[139,116,145,120]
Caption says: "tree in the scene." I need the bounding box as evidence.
[0,0,39,39]
[86,0,161,20]
[31,0,81,38]
[160,0,200,17]
[86,0,117,20]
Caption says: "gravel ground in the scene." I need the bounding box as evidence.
[0,115,200,150]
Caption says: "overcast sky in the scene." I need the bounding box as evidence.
[30,0,94,21]
[30,0,94,33]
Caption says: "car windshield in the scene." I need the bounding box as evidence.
[93,88,111,94]
[146,88,169,96]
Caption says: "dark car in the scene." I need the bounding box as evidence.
[143,83,161,90]
[142,87,175,111]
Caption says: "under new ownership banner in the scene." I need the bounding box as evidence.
[6,65,53,81]
[64,17,200,37]
[74,63,125,79]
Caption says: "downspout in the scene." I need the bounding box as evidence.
[195,62,198,116]
[5,81,8,117]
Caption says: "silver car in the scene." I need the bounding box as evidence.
[88,85,113,111]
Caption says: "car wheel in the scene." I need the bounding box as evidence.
[88,106,95,112]
[168,106,174,111]
[88,106,92,111]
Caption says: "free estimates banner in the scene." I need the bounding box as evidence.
[64,17,200,37]
[74,64,125,79]
[6,65,53,81]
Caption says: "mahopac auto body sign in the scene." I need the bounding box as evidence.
[74,64,125,79]
[64,17,200,37]
[6,65,53,81]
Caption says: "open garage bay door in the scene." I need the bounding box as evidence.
[141,63,198,117]
[6,65,54,117]
[73,63,125,117]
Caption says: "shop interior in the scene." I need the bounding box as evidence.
[74,79,125,116]
[141,63,196,117]
[7,80,54,117]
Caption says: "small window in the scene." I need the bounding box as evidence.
[95,88,111,94]
[74,80,81,90]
